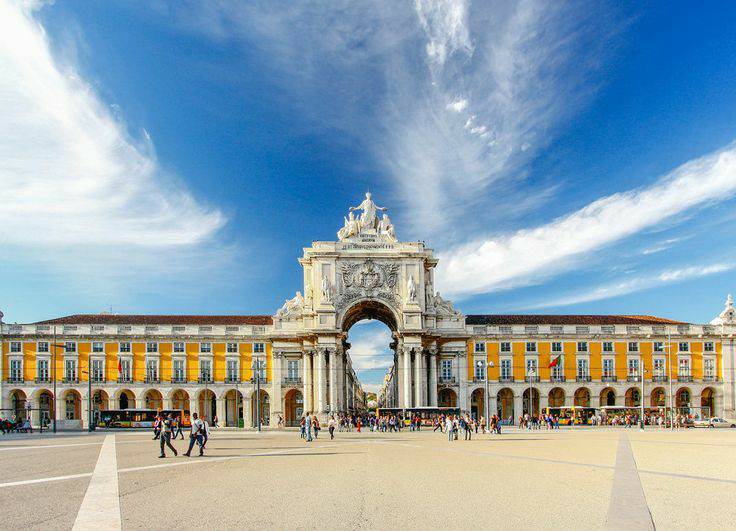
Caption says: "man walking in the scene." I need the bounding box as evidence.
[173,416,184,440]
[305,411,313,442]
[158,414,178,458]
[184,412,205,457]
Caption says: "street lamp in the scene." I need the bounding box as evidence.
[528,367,536,418]
[640,363,647,430]
[476,360,494,432]
[252,357,262,432]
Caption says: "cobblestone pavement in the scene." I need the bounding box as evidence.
[1,427,735,529]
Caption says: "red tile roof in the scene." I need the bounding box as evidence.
[465,314,686,326]
[35,314,273,326]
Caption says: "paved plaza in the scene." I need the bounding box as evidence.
[1,427,735,530]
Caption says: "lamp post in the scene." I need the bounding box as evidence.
[640,362,646,430]
[253,357,262,432]
[528,367,536,418]
[477,360,494,432]
[667,330,674,431]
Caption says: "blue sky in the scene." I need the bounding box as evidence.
[2,1,736,390]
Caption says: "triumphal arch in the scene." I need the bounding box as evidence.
[272,193,468,416]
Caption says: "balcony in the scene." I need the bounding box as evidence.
[678,375,693,383]
[63,377,79,384]
[250,376,267,384]
[145,377,161,384]
[171,376,187,384]
[91,377,106,384]
[117,376,132,383]
[499,376,514,383]
[525,375,540,383]
[627,375,641,382]
[7,377,24,384]
[283,377,302,385]
[198,377,214,384]
[473,377,487,383]
[601,375,617,382]
[438,376,456,385]
[35,377,51,384]
[576,375,591,382]
[550,375,566,382]
[703,375,717,383]
[225,377,242,384]
[652,375,668,382]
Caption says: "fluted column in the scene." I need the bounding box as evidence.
[414,350,425,407]
[403,347,412,408]
[302,350,312,413]
[316,348,326,413]
[271,351,283,426]
[328,349,337,413]
[457,348,469,412]
[429,348,438,406]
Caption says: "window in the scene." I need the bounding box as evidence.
[704,358,715,378]
[551,357,563,378]
[37,341,49,353]
[551,342,562,353]
[577,341,588,353]
[119,342,131,353]
[627,358,640,377]
[146,342,158,353]
[227,342,238,353]
[602,342,613,353]
[678,357,690,376]
[226,359,239,381]
[653,341,664,352]
[576,358,589,378]
[253,359,266,380]
[603,358,614,377]
[287,359,300,379]
[628,342,639,353]
[200,359,212,382]
[119,358,131,381]
[37,359,49,381]
[500,359,512,379]
[500,342,511,353]
[91,359,104,382]
[653,358,665,376]
[526,358,538,376]
[678,342,689,353]
[146,359,159,381]
[441,359,453,380]
[92,341,104,353]
[173,359,185,382]
[474,360,485,380]
[10,341,21,353]
[200,342,212,354]
[254,342,265,354]
[704,342,715,353]
[173,342,185,353]
[526,342,537,353]
[9,359,22,381]
[65,359,77,381]
[64,341,76,353]
[65,396,76,420]
[474,342,486,353]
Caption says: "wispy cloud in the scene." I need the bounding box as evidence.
[347,322,394,374]
[526,264,733,309]
[0,3,225,250]
[436,143,736,298]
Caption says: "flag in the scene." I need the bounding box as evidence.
[549,354,561,368]
[117,358,122,373]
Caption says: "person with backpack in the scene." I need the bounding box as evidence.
[158,414,178,458]
[184,412,205,457]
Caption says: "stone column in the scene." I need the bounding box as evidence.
[457,349,469,412]
[328,349,337,414]
[302,350,312,414]
[316,348,326,413]
[513,393,523,422]
[336,350,344,412]
[397,349,405,408]
[429,348,438,406]
[414,350,425,407]
[271,352,283,426]
[488,392,498,419]
[244,392,253,428]
[216,397,226,427]
[403,348,413,408]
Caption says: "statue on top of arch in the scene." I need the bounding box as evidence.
[337,192,396,242]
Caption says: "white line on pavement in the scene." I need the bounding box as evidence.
[73,434,121,531]
[0,442,102,452]
[605,433,654,530]
[0,472,93,489]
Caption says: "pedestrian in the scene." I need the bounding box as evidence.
[328,415,336,439]
[300,415,306,439]
[183,412,205,457]
[313,415,320,439]
[305,412,313,442]
[158,414,178,458]
[212,415,219,428]
[445,415,454,442]
[356,417,361,433]
[201,416,211,449]
[173,416,184,439]
[152,416,161,440]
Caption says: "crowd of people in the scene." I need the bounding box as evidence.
[151,411,211,458]
[0,415,35,434]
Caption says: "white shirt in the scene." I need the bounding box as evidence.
[191,418,204,435]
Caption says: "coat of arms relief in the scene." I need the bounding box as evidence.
[336,259,400,310]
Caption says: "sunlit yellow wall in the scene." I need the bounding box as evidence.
[487,342,499,380]
[640,342,652,381]
[564,342,576,381]
[186,343,198,382]
[78,342,90,382]
[213,343,226,381]
[614,342,627,380]
[266,343,273,382]
[691,341,703,379]
[467,341,476,380]
[716,341,723,378]
[105,342,118,382]
[24,341,35,381]
[538,341,551,380]
[512,342,525,380]
[132,342,145,382]
[242,342,253,381]
[590,342,602,380]
[159,342,172,381]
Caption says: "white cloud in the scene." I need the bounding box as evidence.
[527,264,733,309]
[0,2,226,249]
[446,98,468,113]
[414,0,473,68]
[347,324,394,372]
[436,143,736,297]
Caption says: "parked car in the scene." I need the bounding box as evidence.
[693,417,736,428]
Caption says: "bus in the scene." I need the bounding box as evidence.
[544,406,597,425]
[98,408,191,429]
[375,406,461,426]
